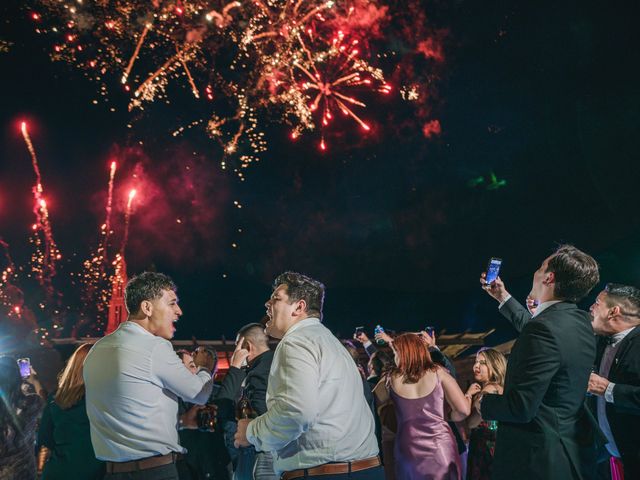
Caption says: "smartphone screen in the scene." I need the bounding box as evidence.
[17,358,31,378]
[354,326,365,335]
[424,326,435,337]
[485,258,502,284]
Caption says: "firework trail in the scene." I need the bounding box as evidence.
[20,122,61,296]
[121,189,137,255]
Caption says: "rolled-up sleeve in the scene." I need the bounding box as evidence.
[246,341,319,452]
[151,341,213,404]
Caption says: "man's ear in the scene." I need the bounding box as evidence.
[544,271,555,286]
[140,300,153,317]
[294,299,307,315]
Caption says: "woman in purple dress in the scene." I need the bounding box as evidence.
[378,333,470,480]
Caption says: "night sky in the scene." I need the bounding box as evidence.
[1,0,639,345]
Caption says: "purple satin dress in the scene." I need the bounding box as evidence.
[391,374,461,480]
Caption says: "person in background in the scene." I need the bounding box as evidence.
[587,283,640,479]
[37,343,104,479]
[0,355,44,480]
[376,333,469,480]
[463,348,507,480]
[177,347,232,480]
[217,323,276,480]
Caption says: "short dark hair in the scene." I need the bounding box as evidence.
[604,283,640,319]
[369,350,393,376]
[273,271,325,320]
[545,245,599,302]
[238,323,269,348]
[125,272,177,315]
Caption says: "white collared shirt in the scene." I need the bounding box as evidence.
[498,295,561,318]
[84,321,213,461]
[246,317,378,475]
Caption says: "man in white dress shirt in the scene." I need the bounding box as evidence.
[234,271,383,480]
[84,272,215,479]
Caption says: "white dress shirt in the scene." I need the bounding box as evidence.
[84,321,213,461]
[246,317,378,475]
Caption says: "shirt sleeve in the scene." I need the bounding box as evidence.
[246,340,320,452]
[605,382,615,403]
[150,340,213,404]
[498,294,512,309]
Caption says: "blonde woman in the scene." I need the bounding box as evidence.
[463,348,507,480]
[37,343,104,479]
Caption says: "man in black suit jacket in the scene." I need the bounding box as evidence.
[587,283,640,479]
[480,245,600,480]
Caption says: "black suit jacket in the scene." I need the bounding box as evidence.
[593,325,640,476]
[216,350,274,416]
[482,299,596,480]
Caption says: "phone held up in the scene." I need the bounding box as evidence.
[485,257,502,285]
[354,326,365,337]
[424,326,435,337]
[17,358,32,378]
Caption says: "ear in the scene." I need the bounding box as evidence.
[294,299,307,316]
[140,300,153,317]
[544,271,555,285]
[609,305,621,318]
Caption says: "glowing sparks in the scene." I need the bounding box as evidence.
[20,121,61,297]
[34,0,402,161]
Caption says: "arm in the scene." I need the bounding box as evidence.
[439,367,471,421]
[246,341,320,452]
[610,383,640,414]
[216,366,246,401]
[151,341,213,404]
[499,297,533,333]
[481,321,559,423]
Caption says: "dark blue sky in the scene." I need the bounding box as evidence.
[1,0,639,345]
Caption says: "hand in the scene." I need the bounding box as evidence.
[234,418,252,448]
[375,331,393,345]
[480,273,510,303]
[193,347,215,371]
[466,383,482,398]
[230,337,250,369]
[418,331,436,348]
[526,296,539,315]
[180,405,205,430]
[354,331,370,344]
[588,373,610,396]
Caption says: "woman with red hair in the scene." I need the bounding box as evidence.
[378,333,470,480]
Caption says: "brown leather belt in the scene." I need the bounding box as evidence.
[105,452,181,474]
[281,456,381,480]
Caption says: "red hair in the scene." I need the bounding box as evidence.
[391,333,436,383]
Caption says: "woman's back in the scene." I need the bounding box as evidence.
[38,397,104,479]
[391,370,461,480]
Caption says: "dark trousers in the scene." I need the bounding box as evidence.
[105,463,179,480]
[287,466,385,480]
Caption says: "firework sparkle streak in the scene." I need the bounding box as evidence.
[20,122,61,293]
[121,24,151,85]
[121,189,137,255]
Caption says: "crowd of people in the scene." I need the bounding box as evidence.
[1,244,639,480]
